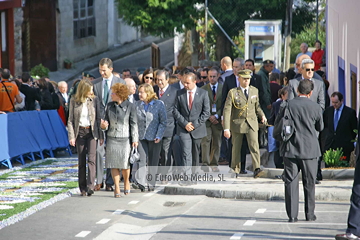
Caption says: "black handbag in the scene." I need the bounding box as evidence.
[129,147,140,164]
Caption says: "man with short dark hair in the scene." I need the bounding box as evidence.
[256,60,274,118]
[122,69,131,79]
[20,72,41,111]
[322,92,357,162]
[93,58,125,191]
[173,72,210,185]
[0,69,22,112]
[276,79,323,223]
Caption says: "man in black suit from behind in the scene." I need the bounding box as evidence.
[322,92,357,162]
[20,72,41,111]
[335,115,360,240]
[276,79,323,223]
[173,72,210,184]
[93,58,126,191]
[155,70,178,176]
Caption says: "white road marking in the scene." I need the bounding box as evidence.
[243,220,256,226]
[255,208,267,213]
[96,219,111,224]
[230,232,244,239]
[75,231,91,237]
[144,192,155,197]
[255,221,347,225]
[128,200,139,205]
[112,209,125,215]
[265,210,348,213]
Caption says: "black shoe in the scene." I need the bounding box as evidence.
[87,189,94,196]
[239,170,247,174]
[306,215,317,221]
[253,168,264,178]
[315,180,321,184]
[138,184,146,192]
[288,218,298,222]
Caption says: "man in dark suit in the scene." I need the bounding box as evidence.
[276,79,323,223]
[93,58,125,191]
[201,67,223,172]
[20,72,41,111]
[335,114,360,240]
[173,72,210,184]
[323,92,357,162]
[155,70,177,176]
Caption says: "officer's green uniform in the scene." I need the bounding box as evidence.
[223,69,265,173]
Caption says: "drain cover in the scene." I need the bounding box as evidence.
[163,201,186,207]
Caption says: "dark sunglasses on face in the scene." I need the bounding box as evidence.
[145,76,153,80]
[305,68,315,72]
[201,76,207,79]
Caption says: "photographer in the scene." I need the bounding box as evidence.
[20,73,41,111]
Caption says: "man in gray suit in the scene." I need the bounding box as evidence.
[173,72,210,185]
[288,58,325,111]
[219,56,233,84]
[93,58,125,191]
[155,70,178,177]
[275,79,323,223]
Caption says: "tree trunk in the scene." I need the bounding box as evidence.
[215,32,232,61]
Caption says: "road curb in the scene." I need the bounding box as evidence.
[163,186,352,202]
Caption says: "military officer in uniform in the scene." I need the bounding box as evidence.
[223,69,266,178]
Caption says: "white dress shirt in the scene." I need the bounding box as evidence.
[102,74,114,97]
[79,101,91,127]
[187,86,197,108]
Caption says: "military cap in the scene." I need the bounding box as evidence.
[262,59,274,64]
[82,71,95,78]
[238,69,252,78]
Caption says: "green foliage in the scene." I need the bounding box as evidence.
[351,129,358,143]
[290,22,326,63]
[323,148,347,167]
[30,64,50,78]
[116,0,201,36]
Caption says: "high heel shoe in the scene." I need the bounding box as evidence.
[124,190,130,195]
[114,193,121,198]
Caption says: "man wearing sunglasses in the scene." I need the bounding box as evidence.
[288,59,325,111]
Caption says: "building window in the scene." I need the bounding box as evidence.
[73,0,95,39]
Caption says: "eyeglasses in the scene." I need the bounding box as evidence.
[305,68,315,72]
[200,76,207,79]
[145,76,153,80]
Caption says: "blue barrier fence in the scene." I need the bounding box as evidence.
[0,110,71,168]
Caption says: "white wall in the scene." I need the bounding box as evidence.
[327,0,359,111]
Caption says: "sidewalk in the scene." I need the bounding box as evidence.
[48,36,167,83]
[163,174,354,202]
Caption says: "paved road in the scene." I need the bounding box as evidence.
[1,186,349,240]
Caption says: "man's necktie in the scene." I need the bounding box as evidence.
[160,89,164,98]
[212,85,216,100]
[189,91,193,110]
[334,109,339,130]
[244,89,248,99]
[103,79,109,104]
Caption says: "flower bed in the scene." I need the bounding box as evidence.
[0,158,79,229]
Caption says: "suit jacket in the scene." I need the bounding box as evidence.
[288,77,325,110]
[20,84,41,111]
[173,87,210,139]
[322,105,357,154]
[171,82,181,90]
[104,100,139,142]
[219,70,233,84]
[67,96,103,141]
[223,86,264,133]
[268,99,282,126]
[201,82,223,129]
[93,75,126,118]
[256,67,272,111]
[135,99,167,141]
[156,85,177,138]
[276,97,323,159]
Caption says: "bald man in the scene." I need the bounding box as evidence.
[219,56,233,84]
[124,78,139,103]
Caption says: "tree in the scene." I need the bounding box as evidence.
[116,0,201,36]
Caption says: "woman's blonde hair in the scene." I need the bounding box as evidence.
[139,83,157,103]
[75,79,94,103]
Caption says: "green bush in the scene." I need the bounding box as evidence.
[30,64,50,78]
[323,148,347,167]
